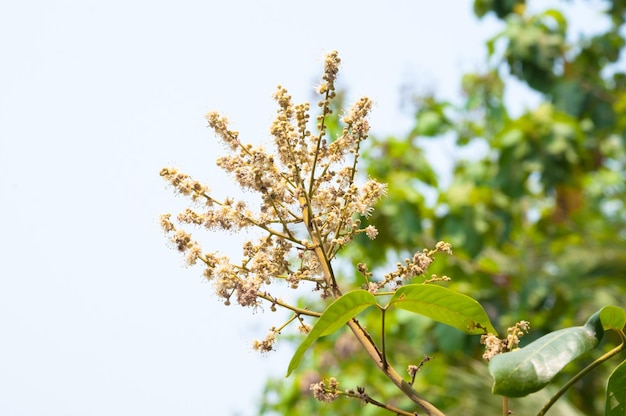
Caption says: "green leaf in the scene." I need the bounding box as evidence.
[286,290,377,377]
[386,284,497,335]
[606,359,626,416]
[600,305,626,331]
[488,311,604,397]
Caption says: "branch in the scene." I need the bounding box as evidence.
[257,292,322,317]
[346,319,445,416]
[345,386,418,416]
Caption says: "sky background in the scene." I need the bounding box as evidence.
[0,1,609,415]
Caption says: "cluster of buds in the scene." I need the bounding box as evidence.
[310,377,340,403]
[160,51,386,311]
[366,240,453,293]
[481,320,531,361]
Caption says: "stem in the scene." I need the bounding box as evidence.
[274,314,299,332]
[308,88,331,198]
[502,396,509,416]
[342,388,418,416]
[266,197,300,240]
[299,191,341,295]
[381,308,388,369]
[256,292,321,317]
[346,319,445,416]
[537,339,626,416]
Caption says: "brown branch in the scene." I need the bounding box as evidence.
[346,319,445,416]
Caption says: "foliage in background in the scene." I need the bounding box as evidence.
[259,1,626,415]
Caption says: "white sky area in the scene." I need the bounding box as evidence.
[0,1,611,415]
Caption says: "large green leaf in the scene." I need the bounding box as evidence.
[286,290,377,377]
[489,310,604,397]
[606,359,626,416]
[386,284,497,335]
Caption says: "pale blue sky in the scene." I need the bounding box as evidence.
[0,1,608,415]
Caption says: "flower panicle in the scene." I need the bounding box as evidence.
[310,377,340,403]
[381,241,453,287]
[160,51,386,330]
[205,111,240,151]
[481,320,531,362]
[160,167,208,200]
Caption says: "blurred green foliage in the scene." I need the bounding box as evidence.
[259,1,626,414]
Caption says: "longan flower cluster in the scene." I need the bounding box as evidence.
[310,377,340,403]
[366,241,453,292]
[162,51,468,416]
[481,320,531,361]
[160,51,385,311]
[253,328,278,353]
[159,167,208,201]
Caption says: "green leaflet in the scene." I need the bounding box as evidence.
[386,284,497,335]
[489,310,604,397]
[600,305,626,331]
[285,284,497,378]
[286,290,377,377]
[606,359,626,416]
